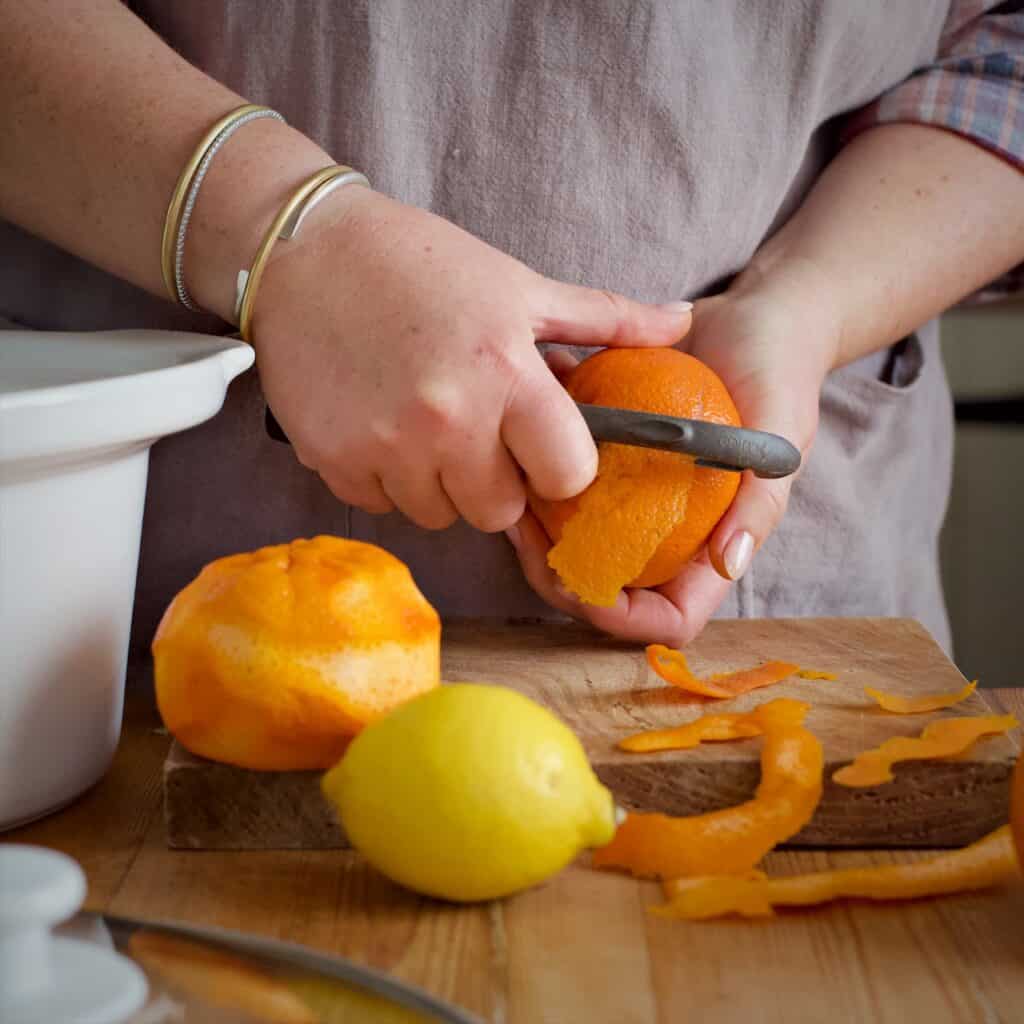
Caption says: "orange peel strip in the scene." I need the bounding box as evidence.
[618,711,763,753]
[833,714,1019,787]
[646,644,800,698]
[593,699,822,879]
[657,824,1019,920]
[798,669,837,680]
[645,645,731,697]
[864,680,977,714]
[547,446,695,607]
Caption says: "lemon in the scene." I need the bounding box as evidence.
[321,683,617,902]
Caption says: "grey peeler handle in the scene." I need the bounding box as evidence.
[575,403,801,479]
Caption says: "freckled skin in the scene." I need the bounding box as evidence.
[252,185,692,534]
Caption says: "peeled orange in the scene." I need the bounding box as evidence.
[152,536,440,770]
[530,348,741,605]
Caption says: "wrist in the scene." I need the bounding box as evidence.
[243,179,387,357]
[729,252,844,376]
[184,117,334,322]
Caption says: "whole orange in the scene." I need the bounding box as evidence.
[530,348,741,602]
[152,536,440,770]
[1013,750,1024,870]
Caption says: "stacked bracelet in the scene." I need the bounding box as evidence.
[162,109,370,330]
[160,103,285,311]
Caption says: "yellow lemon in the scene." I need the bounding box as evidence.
[321,683,616,902]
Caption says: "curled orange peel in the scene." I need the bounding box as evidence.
[547,446,695,607]
[797,669,837,681]
[593,699,821,879]
[833,714,1019,787]
[645,645,799,699]
[656,825,1020,920]
[864,680,977,714]
[618,710,763,753]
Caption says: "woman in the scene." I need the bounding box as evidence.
[2,1,1022,658]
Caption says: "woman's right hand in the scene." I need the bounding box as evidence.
[249,186,693,532]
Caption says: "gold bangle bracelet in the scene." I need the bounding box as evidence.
[235,164,370,342]
[159,103,271,302]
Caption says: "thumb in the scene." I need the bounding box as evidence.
[531,277,693,348]
[705,404,812,581]
[706,474,793,583]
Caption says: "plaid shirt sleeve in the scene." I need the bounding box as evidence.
[843,0,1024,301]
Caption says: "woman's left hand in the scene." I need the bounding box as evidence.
[506,265,839,646]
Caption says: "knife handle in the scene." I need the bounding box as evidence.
[266,405,289,443]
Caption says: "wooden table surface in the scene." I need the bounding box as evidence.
[8,689,1024,1023]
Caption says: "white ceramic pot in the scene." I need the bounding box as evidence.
[0,329,253,830]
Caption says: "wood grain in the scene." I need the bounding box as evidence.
[994,688,1024,721]
[163,742,345,850]
[6,688,1024,1023]
[445,619,1019,847]
[165,618,1019,850]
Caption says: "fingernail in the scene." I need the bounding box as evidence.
[659,300,693,315]
[554,582,578,604]
[723,530,755,580]
[505,526,521,550]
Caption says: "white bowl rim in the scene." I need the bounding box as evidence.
[0,329,254,410]
[0,329,255,465]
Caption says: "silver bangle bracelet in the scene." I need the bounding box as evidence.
[173,107,287,313]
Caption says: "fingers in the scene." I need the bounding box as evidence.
[540,346,579,384]
[324,450,521,531]
[319,466,395,515]
[532,278,693,348]
[704,400,812,582]
[576,550,733,647]
[441,437,526,533]
[379,461,459,530]
[649,551,734,645]
[505,510,588,619]
[507,513,733,648]
[312,358,549,530]
[502,350,598,501]
[706,473,791,582]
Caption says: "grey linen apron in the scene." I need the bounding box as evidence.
[0,1,955,656]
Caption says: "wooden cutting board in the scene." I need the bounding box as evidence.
[163,617,1020,850]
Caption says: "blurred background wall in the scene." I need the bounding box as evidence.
[940,299,1024,687]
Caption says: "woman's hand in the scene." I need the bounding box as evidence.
[251,187,694,533]
[507,261,839,645]
[509,121,1024,647]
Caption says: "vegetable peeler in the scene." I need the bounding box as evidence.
[264,404,800,480]
[573,403,800,478]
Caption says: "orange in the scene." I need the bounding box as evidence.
[1013,750,1024,870]
[530,348,741,605]
[152,536,440,770]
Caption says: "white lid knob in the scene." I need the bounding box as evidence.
[0,845,147,1024]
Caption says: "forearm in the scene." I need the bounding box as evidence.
[735,123,1024,370]
[0,0,331,320]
